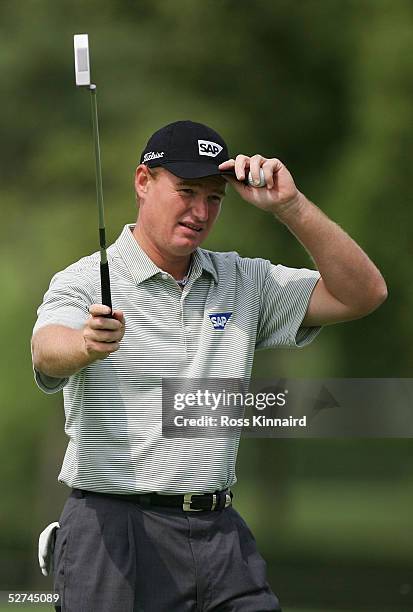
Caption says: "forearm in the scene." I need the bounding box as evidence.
[277,193,387,313]
[31,324,96,378]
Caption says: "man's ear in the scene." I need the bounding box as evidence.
[135,164,151,201]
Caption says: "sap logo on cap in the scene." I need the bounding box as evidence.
[208,312,232,330]
[198,140,223,158]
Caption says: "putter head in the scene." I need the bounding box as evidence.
[74,34,91,86]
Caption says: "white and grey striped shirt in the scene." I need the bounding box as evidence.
[32,223,321,494]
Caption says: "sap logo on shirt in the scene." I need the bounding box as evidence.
[198,140,223,158]
[208,312,232,330]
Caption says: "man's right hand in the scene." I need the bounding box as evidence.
[83,305,126,360]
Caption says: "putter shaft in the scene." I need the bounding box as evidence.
[89,84,112,311]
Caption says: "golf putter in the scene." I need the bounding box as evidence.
[73,34,113,315]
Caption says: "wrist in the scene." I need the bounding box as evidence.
[272,191,308,224]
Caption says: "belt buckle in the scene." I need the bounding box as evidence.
[183,493,207,512]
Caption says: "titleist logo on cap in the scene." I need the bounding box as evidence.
[198,140,223,158]
[143,151,165,163]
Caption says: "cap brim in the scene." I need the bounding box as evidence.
[159,161,235,180]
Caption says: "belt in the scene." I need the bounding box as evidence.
[72,488,233,512]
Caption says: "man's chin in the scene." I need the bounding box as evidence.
[171,236,204,254]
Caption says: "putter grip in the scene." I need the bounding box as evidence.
[100,261,113,316]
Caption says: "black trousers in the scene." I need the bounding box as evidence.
[53,489,281,612]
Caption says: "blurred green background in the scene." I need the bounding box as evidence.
[1,0,412,610]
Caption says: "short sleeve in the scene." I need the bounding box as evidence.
[32,260,97,393]
[33,262,96,334]
[32,366,68,394]
[256,263,321,350]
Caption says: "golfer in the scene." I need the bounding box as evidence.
[32,120,387,611]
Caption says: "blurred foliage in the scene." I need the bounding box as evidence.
[1,0,412,608]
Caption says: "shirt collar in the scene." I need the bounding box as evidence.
[114,224,218,285]
[193,247,218,283]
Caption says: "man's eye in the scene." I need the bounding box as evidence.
[180,189,194,195]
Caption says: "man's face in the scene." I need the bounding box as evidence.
[135,167,226,258]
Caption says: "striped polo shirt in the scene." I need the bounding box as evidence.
[32,223,321,494]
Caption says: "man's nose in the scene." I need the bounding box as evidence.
[191,195,209,222]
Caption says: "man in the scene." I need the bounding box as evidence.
[32,120,387,612]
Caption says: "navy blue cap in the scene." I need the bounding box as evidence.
[140,120,233,179]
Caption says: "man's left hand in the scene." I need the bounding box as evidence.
[219,154,301,218]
